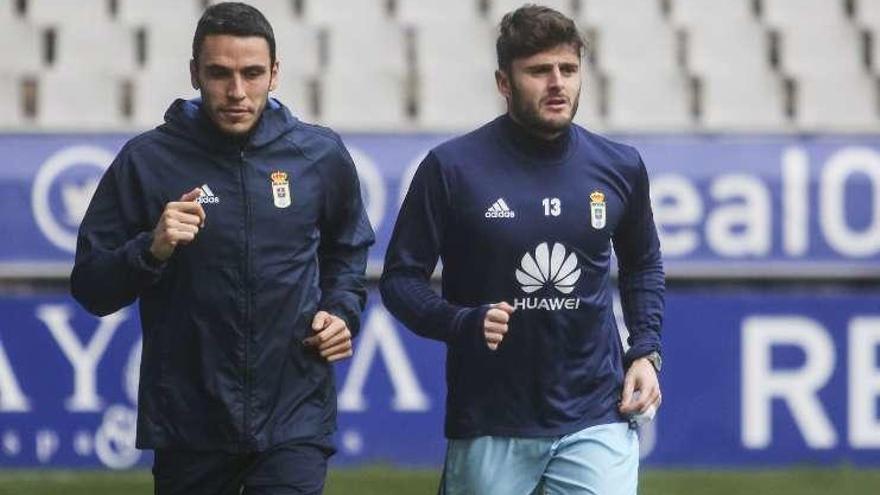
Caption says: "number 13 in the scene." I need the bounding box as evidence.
[542,197,561,216]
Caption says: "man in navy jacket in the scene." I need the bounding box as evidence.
[381,5,664,494]
[70,3,374,494]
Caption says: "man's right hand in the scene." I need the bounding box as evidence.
[484,302,515,351]
[149,187,206,261]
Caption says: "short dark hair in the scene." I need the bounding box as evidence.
[192,2,276,65]
[496,4,585,71]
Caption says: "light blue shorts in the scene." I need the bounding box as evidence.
[439,423,639,495]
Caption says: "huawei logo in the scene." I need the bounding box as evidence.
[515,242,581,294]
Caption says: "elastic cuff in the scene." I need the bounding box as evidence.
[624,344,661,369]
[450,305,490,344]
[126,232,166,280]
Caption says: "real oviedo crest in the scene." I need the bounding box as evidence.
[589,190,606,229]
[271,170,291,208]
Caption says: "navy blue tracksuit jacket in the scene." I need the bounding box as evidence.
[71,98,375,452]
[381,115,664,439]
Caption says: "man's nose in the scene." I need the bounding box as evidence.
[228,75,246,99]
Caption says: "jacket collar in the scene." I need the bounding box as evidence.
[160,97,299,152]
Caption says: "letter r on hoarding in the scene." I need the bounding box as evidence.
[741,316,837,449]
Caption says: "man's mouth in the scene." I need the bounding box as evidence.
[544,97,569,110]
[220,107,251,118]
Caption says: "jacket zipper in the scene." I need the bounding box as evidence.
[239,148,252,448]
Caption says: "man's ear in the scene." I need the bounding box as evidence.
[190,59,199,90]
[495,69,511,100]
[269,60,280,92]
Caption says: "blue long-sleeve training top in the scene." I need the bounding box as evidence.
[71,98,375,452]
[380,115,665,439]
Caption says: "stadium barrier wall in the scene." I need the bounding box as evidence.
[0,133,878,468]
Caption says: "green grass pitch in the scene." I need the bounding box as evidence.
[0,467,878,494]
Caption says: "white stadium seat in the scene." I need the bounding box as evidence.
[670,0,754,27]
[0,19,42,73]
[795,74,878,130]
[320,68,407,130]
[488,0,576,22]
[856,0,880,31]
[52,24,137,76]
[27,0,111,26]
[396,0,483,24]
[581,0,665,28]
[133,68,198,129]
[318,23,408,130]
[0,73,24,127]
[604,71,692,130]
[571,62,605,131]
[273,20,320,78]
[415,21,502,130]
[208,0,298,23]
[118,0,201,29]
[700,73,787,130]
[37,70,126,129]
[683,20,786,130]
[762,0,848,29]
[302,0,387,25]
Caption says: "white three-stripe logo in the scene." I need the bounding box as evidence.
[485,198,515,218]
[196,183,220,204]
[515,242,581,294]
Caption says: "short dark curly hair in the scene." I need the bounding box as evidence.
[496,4,585,71]
[192,2,276,65]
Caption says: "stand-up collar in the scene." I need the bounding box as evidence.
[160,98,299,153]
[498,113,574,163]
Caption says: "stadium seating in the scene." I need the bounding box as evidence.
[583,1,691,129]
[679,17,786,128]
[762,0,878,128]
[0,0,877,131]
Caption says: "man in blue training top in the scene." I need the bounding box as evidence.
[380,5,664,494]
[71,3,374,494]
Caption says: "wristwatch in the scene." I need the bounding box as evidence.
[643,351,662,373]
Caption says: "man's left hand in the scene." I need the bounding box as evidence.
[303,311,353,363]
[618,357,661,415]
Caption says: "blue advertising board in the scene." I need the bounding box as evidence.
[1,133,879,277]
[0,290,878,468]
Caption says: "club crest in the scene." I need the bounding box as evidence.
[271,171,291,208]
[589,190,606,229]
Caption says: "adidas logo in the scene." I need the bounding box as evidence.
[485,198,515,218]
[196,184,220,204]
[513,242,582,311]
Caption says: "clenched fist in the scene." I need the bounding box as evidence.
[484,302,515,351]
[150,187,207,261]
[303,311,354,363]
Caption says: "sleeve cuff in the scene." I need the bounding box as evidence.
[125,232,167,281]
[624,343,661,369]
[450,305,490,344]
